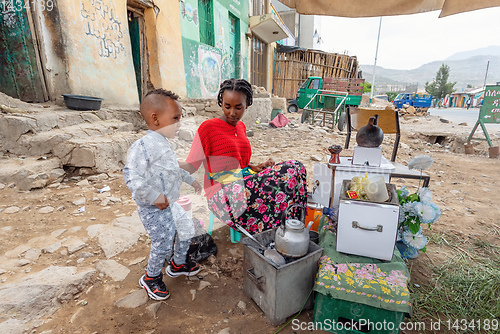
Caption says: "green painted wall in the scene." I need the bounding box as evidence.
[180,0,248,98]
[180,0,200,41]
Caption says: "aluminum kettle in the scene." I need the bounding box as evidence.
[275,203,313,258]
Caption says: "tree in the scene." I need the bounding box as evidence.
[363,82,372,93]
[425,64,456,99]
[386,92,398,102]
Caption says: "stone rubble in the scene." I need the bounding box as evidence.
[145,302,161,319]
[114,290,148,309]
[38,206,55,214]
[62,238,88,255]
[96,260,130,281]
[4,206,20,214]
[86,222,141,258]
[72,198,86,206]
[0,266,95,324]
[42,242,62,254]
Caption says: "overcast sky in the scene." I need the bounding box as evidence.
[320,7,500,70]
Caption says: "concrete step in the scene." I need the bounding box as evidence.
[0,107,200,183]
[0,130,143,190]
[59,131,143,173]
[8,120,135,157]
[0,157,64,191]
[0,109,144,153]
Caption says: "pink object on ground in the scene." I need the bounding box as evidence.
[269,113,290,128]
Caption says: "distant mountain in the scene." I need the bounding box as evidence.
[360,55,500,93]
[446,46,500,61]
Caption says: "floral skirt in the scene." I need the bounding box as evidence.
[207,160,307,234]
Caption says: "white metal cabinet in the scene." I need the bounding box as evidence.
[337,200,399,261]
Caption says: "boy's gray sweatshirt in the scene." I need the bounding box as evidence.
[123,130,196,240]
[123,130,195,206]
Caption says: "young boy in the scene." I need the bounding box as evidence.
[123,89,203,300]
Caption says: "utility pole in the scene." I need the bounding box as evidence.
[369,17,382,104]
[482,61,490,89]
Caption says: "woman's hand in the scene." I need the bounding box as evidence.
[249,158,275,172]
[263,158,275,168]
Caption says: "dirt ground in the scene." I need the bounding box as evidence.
[1,109,499,334]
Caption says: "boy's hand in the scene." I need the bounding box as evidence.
[192,180,202,195]
[154,194,170,210]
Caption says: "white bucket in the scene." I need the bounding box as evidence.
[362,176,389,202]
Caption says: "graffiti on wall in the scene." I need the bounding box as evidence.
[180,0,198,25]
[215,11,224,50]
[198,47,221,97]
[80,0,125,58]
[220,52,235,78]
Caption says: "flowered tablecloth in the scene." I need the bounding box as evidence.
[314,222,412,315]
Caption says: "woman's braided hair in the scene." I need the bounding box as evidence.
[217,78,253,108]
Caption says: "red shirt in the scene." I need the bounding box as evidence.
[186,118,252,198]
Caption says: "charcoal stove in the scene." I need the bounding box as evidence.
[241,229,323,326]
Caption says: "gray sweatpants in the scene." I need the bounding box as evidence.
[137,205,190,277]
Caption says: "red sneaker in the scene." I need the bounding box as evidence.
[139,273,170,300]
[166,257,200,277]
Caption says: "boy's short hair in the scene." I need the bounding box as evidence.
[140,89,180,123]
[145,88,179,101]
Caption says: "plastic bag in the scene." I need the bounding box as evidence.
[269,113,290,128]
[188,233,218,263]
[350,173,369,200]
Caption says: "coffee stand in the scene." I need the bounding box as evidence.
[241,114,415,332]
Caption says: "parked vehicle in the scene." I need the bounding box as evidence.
[392,93,432,112]
[374,94,389,102]
[287,76,365,130]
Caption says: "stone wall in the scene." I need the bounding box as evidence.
[180,85,287,128]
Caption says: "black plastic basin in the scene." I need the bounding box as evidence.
[62,94,103,111]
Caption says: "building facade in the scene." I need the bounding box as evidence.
[271,0,322,50]
[1,0,289,104]
[179,0,249,98]
[248,0,290,90]
[1,0,186,107]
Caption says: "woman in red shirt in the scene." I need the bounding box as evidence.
[181,79,307,233]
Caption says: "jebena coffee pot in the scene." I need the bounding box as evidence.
[275,203,313,258]
[356,114,384,147]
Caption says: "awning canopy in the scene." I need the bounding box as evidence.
[276,0,500,18]
[249,12,292,44]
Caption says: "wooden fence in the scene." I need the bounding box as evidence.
[273,49,360,100]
